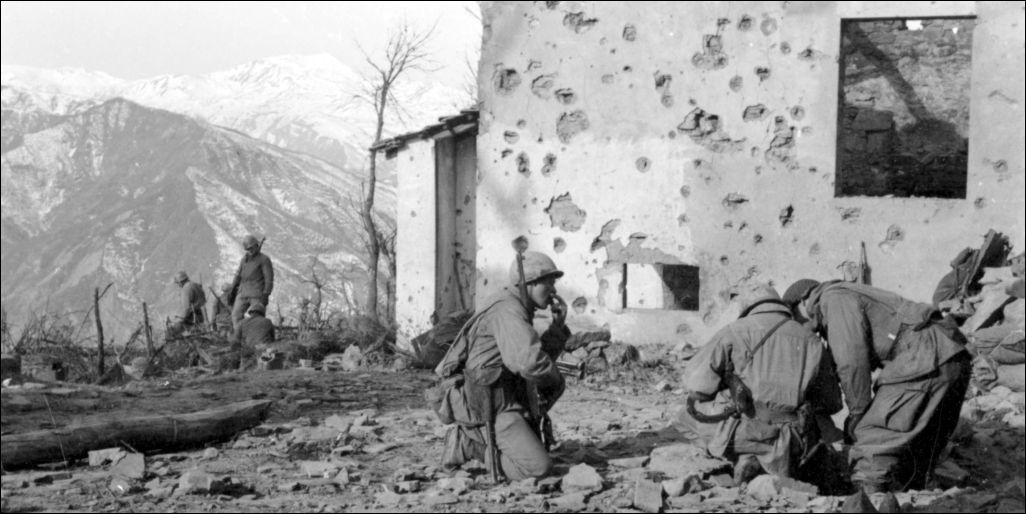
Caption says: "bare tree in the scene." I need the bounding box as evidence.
[377,225,398,326]
[354,20,435,322]
[300,257,326,327]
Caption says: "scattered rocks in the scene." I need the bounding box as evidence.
[437,476,473,495]
[363,442,398,455]
[88,447,127,467]
[608,456,649,468]
[841,490,878,513]
[648,443,731,478]
[177,469,217,495]
[633,477,664,513]
[112,452,146,479]
[663,474,707,497]
[300,461,341,478]
[547,491,588,511]
[562,463,604,492]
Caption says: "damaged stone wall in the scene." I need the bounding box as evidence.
[396,140,438,348]
[837,17,974,198]
[475,1,1025,345]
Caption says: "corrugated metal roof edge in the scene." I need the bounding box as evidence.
[370,108,479,153]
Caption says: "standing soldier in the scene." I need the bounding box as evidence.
[230,235,274,329]
[169,271,206,337]
[783,279,970,493]
[434,250,571,481]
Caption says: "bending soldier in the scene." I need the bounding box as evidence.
[230,234,274,329]
[434,251,571,480]
[677,283,842,486]
[783,279,970,493]
[169,271,206,337]
[208,283,234,336]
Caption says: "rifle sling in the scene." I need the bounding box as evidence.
[737,317,790,374]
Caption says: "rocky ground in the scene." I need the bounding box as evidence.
[1,362,1023,513]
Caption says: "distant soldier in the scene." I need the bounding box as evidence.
[208,283,234,336]
[169,271,206,336]
[229,235,274,329]
[232,301,275,349]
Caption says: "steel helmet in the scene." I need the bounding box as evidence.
[509,251,564,285]
[242,235,260,250]
[173,271,189,284]
[732,282,781,317]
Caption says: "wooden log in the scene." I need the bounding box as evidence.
[0,399,272,470]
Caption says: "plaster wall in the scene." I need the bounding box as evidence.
[476,1,1025,346]
[395,139,437,350]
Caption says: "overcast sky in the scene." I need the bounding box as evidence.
[1,1,480,87]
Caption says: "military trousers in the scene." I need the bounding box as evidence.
[850,352,971,491]
[231,295,268,329]
[443,410,553,481]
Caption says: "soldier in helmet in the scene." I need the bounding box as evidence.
[434,251,571,480]
[230,234,274,329]
[782,279,970,493]
[169,271,206,337]
[677,282,842,486]
[208,283,234,336]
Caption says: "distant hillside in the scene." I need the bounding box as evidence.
[1,97,393,342]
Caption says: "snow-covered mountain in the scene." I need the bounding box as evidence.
[1,55,469,341]
[3,54,473,179]
[2,97,391,341]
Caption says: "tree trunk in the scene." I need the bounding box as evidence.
[362,152,381,321]
[362,85,388,322]
[142,302,154,358]
[94,287,104,379]
[0,400,272,469]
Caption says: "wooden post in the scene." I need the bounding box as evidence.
[94,287,104,378]
[142,302,154,358]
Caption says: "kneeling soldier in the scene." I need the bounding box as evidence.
[434,250,570,481]
[677,283,842,485]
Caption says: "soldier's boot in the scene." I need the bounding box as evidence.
[733,454,763,486]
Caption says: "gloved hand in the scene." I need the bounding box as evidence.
[844,412,864,445]
[550,294,567,327]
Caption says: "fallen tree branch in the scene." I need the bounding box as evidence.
[1,399,272,469]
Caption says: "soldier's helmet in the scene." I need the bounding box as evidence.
[509,251,564,286]
[221,283,233,293]
[173,271,189,284]
[247,302,266,315]
[732,282,781,317]
[242,235,260,250]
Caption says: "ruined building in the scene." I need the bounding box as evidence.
[390,2,1025,350]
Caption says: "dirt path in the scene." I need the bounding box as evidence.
[1,368,1023,513]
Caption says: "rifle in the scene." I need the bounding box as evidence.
[685,361,753,423]
[227,236,266,306]
[511,236,559,453]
